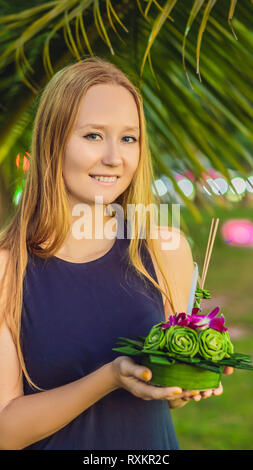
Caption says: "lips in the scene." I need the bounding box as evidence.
[89,174,120,178]
[89,175,119,186]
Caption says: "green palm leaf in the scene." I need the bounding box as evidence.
[1,0,253,226]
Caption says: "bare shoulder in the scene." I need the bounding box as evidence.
[153,225,193,261]
[149,225,195,316]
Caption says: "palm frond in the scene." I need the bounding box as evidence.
[140,0,177,79]
[182,0,206,88]
[196,0,218,82]
[1,0,253,224]
[93,0,114,54]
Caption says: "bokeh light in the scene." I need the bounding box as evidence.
[245,176,253,193]
[177,177,195,199]
[212,177,228,195]
[152,179,168,197]
[221,219,253,247]
[231,177,246,195]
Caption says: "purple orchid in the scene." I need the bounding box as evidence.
[189,306,227,332]
[161,312,191,330]
[161,306,227,333]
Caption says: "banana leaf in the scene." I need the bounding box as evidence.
[112,336,253,371]
[114,337,144,349]
[112,345,143,356]
[140,356,222,390]
[149,355,176,366]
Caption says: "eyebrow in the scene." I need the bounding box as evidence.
[78,123,139,132]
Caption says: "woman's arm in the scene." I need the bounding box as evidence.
[0,249,118,450]
[0,338,117,450]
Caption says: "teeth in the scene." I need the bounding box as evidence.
[92,175,117,182]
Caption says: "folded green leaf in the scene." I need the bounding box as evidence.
[116,337,144,348]
[148,355,176,366]
[112,331,253,375]
[141,348,173,356]
[191,362,223,373]
[143,324,166,350]
[112,346,142,356]
[230,363,253,371]
[199,328,228,361]
[164,326,199,358]
[231,353,252,362]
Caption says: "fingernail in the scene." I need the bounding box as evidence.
[192,391,199,396]
[142,370,150,381]
[173,390,182,395]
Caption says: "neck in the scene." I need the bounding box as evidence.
[55,197,118,259]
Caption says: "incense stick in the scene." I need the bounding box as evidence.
[201,218,219,289]
[200,218,219,290]
[200,218,214,290]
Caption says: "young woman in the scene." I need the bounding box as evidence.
[0,57,233,450]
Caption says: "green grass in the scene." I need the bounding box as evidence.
[171,203,253,450]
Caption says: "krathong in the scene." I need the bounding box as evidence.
[112,218,253,390]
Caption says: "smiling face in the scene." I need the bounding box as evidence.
[62,83,140,214]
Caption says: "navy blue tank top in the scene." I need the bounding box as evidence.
[20,222,181,450]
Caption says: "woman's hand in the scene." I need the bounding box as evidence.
[168,366,234,408]
[223,366,234,375]
[111,356,184,401]
[111,357,235,408]
[168,383,223,408]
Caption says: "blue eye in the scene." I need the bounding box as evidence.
[84,133,137,143]
[84,133,101,140]
[123,136,137,143]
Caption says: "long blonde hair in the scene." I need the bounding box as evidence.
[0,56,177,392]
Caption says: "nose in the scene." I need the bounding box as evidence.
[101,139,122,168]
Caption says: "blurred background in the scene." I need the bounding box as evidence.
[0,0,252,450]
